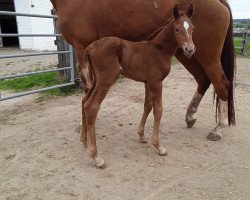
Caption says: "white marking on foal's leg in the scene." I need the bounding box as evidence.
[207,100,228,141]
[183,21,190,37]
[158,146,167,156]
[94,156,105,168]
[186,91,203,128]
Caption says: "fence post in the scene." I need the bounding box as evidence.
[52,9,72,81]
[241,31,248,55]
[0,20,3,48]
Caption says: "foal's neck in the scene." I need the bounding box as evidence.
[151,20,178,56]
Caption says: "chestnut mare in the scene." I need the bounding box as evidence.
[51,0,236,142]
[81,5,195,167]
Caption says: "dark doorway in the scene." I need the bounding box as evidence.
[0,0,19,48]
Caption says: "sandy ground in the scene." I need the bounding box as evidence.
[0,58,250,200]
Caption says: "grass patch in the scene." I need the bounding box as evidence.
[0,72,59,91]
[172,57,180,65]
[234,36,250,58]
[0,71,79,101]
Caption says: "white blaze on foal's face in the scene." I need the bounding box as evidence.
[183,21,190,37]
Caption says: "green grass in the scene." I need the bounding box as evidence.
[234,36,250,57]
[172,57,179,65]
[0,71,79,101]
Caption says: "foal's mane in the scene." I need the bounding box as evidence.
[146,17,173,41]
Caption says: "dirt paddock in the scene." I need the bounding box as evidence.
[0,58,250,200]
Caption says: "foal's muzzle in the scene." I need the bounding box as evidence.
[183,44,196,58]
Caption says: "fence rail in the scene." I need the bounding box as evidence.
[0,11,75,102]
[0,11,57,19]
[0,34,61,37]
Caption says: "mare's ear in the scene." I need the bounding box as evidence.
[173,4,179,19]
[186,4,194,18]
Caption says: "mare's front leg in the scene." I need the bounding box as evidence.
[175,49,210,128]
[207,99,229,141]
[148,82,167,156]
[137,83,153,143]
[185,91,204,128]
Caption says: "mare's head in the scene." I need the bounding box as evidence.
[173,4,196,58]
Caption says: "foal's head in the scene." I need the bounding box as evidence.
[173,4,196,58]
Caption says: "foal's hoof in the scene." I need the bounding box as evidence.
[158,146,167,156]
[139,135,147,143]
[95,157,105,168]
[186,117,196,128]
[80,136,87,148]
[207,130,222,141]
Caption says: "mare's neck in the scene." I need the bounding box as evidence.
[151,20,178,56]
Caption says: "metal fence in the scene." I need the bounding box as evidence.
[0,11,75,101]
[234,31,249,55]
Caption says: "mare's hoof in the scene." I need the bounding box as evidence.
[207,130,222,141]
[186,117,196,128]
[95,157,105,168]
[158,146,167,156]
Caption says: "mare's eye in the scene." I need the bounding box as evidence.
[175,28,179,32]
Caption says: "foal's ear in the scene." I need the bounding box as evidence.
[173,4,180,19]
[186,4,194,18]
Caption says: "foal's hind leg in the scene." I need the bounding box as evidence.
[175,49,210,128]
[80,86,95,147]
[84,81,115,168]
[137,83,153,143]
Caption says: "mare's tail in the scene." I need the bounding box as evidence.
[217,0,236,126]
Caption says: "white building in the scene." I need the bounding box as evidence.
[0,0,56,50]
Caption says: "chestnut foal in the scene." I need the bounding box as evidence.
[80,4,195,167]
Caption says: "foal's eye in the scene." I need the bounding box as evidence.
[175,28,179,33]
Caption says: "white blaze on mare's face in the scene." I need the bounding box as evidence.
[183,21,190,37]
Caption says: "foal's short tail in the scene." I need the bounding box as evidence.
[80,50,95,91]
[218,0,236,126]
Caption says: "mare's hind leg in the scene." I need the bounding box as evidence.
[207,99,228,141]
[148,81,167,156]
[197,56,230,141]
[74,43,88,137]
[137,83,153,143]
[175,49,210,128]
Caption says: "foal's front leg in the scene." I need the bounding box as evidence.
[149,82,167,156]
[137,83,153,143]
